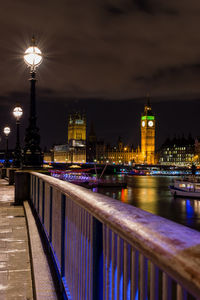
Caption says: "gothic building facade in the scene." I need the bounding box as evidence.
[44,101,156,165]
[44,112,86,164]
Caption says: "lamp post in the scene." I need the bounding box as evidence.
[3,126,11,168]
[23,36,43,167]
[13,106,23,168]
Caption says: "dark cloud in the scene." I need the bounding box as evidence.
[0,0,199,100]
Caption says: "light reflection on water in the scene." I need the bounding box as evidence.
[94,175,200,231]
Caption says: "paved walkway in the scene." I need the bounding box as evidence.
[0,179,33,300]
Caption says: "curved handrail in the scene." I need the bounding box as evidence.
[31,171,200,298]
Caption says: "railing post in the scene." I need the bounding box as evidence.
[131,249,139,300]
[0,168,6,179]
[8,168,16,185]
[140,254,148,300]
[49,186,53,243]
[61,194,66,277]
[33,176,36,206]
[14,171,30,205]
[150,263,159,300]
[42,181,45,223]
[124,242,131,300]
[37,177,40,213]
[177,284,187,300]
[162,273,172,300]
[30,174,33,201]
[93,217,103,300]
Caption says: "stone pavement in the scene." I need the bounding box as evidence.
[0,179,33,300]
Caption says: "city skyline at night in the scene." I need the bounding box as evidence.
[1,96,200,152]
[0,3,200,298]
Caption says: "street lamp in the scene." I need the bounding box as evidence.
[13,106,23,168]
[3,126,11,167]
[23,36,43,167]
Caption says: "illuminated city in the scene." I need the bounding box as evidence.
[0,1,200,299]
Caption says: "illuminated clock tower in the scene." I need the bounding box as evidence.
[141,100,155,164]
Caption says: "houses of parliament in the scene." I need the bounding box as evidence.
[44,101,156,165]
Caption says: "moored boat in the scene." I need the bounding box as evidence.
[50,170,127,188]
[170,177,200,198]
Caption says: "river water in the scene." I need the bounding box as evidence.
[93,175,200,231]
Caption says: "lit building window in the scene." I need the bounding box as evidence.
[75,120,84,124]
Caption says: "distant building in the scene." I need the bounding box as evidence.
[86,122,97,163]
[68,112,86,163]
[68,113,86,148]
[43,151,53,163]
[86,133,136,165]
[159,135,195,166]
[44,112,86,164]
[194,138,200,165]
[53,144,69,163]
[106,137,135,165]
[86,122,107,164]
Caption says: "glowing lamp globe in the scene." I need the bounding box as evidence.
[24,46,42,70]
[13,106,23,121]
[4,127,11,136]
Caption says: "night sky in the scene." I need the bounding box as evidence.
[0,0,200,150]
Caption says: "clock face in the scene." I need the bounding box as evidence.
[142,121,145,127]
[148,120,153,127]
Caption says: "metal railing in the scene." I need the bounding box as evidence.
[29,172,200,300]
